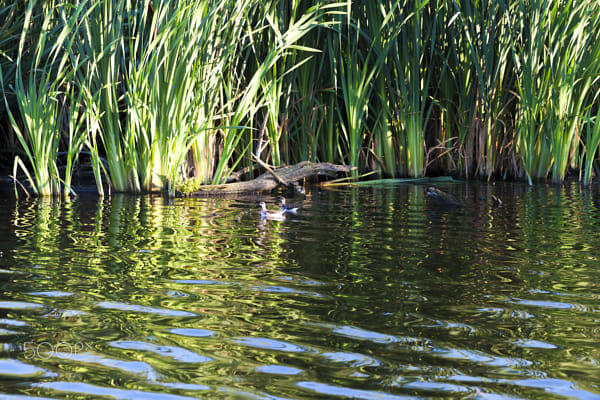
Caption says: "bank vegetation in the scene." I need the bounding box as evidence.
[1,0,600,197]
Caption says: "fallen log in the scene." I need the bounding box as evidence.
[182,161,353,196]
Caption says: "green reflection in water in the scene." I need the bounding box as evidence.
[0,184,600,399]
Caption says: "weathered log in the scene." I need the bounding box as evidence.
[183,161,353,196]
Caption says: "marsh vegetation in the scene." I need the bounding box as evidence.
[2,0,600,196]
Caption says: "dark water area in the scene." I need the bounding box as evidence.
[1,182,600,399]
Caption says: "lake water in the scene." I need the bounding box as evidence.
[1,181,600,399]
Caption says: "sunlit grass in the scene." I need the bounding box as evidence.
[3,0,600,195]
[3,0,88,197]
[513,0,600,184]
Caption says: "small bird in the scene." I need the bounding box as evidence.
[280,197,298,214]
[259,201,286,220]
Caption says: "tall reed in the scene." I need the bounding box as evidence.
[336,1,375,176]
[435,1,475,176]
[364,0,400,176]
[581,108,600,186]
[512,0,600,184]
[546,1,600,184]
[512,0,552,184]
[76,0,129,193]
[283,13,330,165]
[452,0,514,179]
[386,0,437,178]
[124,0,239,195]
[4,1,87,197]
[5,0,600,194]
[332,0,416,177]
[211,2,329,184]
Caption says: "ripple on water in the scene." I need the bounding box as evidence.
[272,276,328,286]
[310,322,423,347]
[232,337,314,353]
[501,377,600,400]
[0,395,60,400]
[168,328,216,338]
[418,317,477,335]
[510,338,558,349]
[52,309,87,318]
[50,352,160,381]
[156,382,211,391]
[509,297,582,311]
[401,380,472,395]
[34,382,201,400]
[27,291,74,297]
[0,319,29,327]
[0,268,20,274]
[430,346,533,372]
[171,279,229,286]
[3,186,600,399]
[322,351,382,368]
[255,364,303,375]
[0,359,56,378]
[96,301,197,317]
[0,301,44,310]
[297,381,410,400]
[251,284,326,299]
[109,341,213,363]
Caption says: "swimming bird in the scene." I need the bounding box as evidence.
[426,187,464,207]
[259,201,286,220]
[280,197,298,214]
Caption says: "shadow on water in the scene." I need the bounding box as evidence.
[1,181,600,399]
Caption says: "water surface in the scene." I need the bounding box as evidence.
[1,182,600,399]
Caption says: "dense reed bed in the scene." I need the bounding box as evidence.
[1,0,600,196]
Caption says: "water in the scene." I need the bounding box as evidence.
[1,182,600,399]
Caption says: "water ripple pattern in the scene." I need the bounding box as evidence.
[1,184,600,399]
